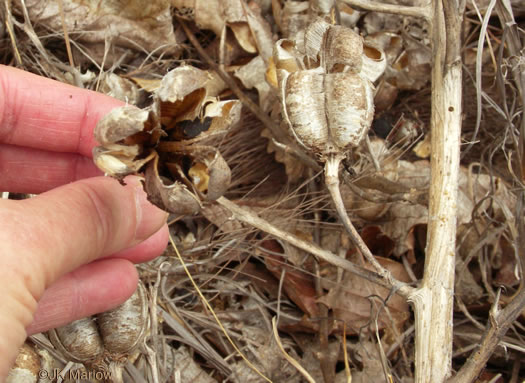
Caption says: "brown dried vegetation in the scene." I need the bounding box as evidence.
[2,0,525,382]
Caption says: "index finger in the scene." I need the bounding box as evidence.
[0,65,124,157]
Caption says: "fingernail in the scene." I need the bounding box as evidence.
[133,184,168,242]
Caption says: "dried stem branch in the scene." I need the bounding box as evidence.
[340,0,431,20]
[406,0,464,380]
[448,286,525,382]
[216,196,415,298]
[324,155,404,290]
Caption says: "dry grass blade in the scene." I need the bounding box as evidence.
[271,317,316,383]
[168,233,273,383]
[57,0,74,68]
[4,0,22,65]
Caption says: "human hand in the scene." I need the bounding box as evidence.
[0,66,169,378]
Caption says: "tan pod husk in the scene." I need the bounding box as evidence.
[144,155,202,215]
[49,317,104,364]
[48,282,149,383]
[274,18,382,158]
[93,66,236,213]
[97,281,148,355]
[6,343,41,383]
[282,70,374,156]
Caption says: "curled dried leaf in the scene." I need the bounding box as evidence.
[190,147,232,201]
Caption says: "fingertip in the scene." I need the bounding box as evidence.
[126,176,168,243]
[110,223,169,263]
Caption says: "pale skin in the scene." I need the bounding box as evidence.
[0,66,169,378]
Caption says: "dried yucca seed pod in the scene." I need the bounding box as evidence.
[93,106,160,178]
[6,343,41,383]
[48,282,149,383]
[281,70,374,156]
[144,155,202,215]
[274,18,386,279]
[49,317,104,364]
[98,281,148,355]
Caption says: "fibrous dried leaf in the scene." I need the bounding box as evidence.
[18,0,181,61]
[235,56,275,112]
[318,256,410,334]
[173,0,274,60]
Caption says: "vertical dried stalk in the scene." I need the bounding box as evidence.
[407,0,464,381]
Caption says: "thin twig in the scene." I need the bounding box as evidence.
[340,0,431,20]
[448,286,525,382]
[216,196,414,298]
[324,155,403,288]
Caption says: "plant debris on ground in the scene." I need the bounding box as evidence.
[2,0,525,382]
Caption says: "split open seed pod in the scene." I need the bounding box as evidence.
[93,106,160,178]
[274,19,376,158]
[93,66,237,214]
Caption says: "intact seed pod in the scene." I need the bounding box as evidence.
[6,343,41,383]
[97,281,149,355]
[49,282,149,367]
[274,19,383,159]
[282,70,374,156]
[49,317,104,363]
[273,17,389,280]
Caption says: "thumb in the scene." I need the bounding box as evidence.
[0,176,167,300]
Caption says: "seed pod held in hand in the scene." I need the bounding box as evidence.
[48,317,104,364]
[97,281,149,355]
[144,154,202,215]
[6,343,41,383]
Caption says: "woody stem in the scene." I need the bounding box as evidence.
[324,155,402,288]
